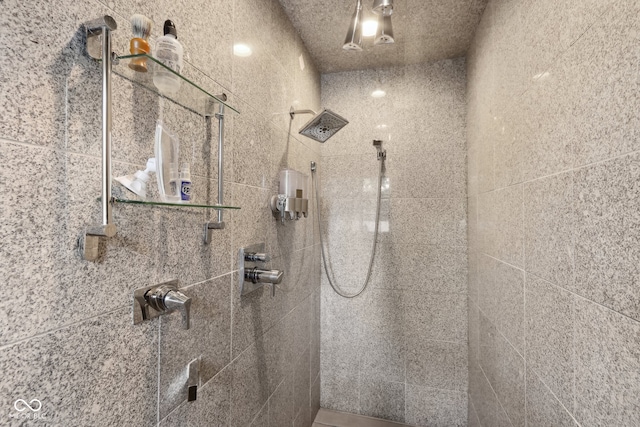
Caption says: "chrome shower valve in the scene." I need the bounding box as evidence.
[133,280,191,329]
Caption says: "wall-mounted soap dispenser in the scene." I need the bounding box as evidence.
[270,169,309,223]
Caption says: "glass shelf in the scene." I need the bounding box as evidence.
[114,53,240,116]
[101,197,240,210]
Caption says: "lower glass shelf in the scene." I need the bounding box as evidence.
[101,197,240,210]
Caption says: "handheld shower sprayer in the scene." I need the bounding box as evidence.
[311,140,386,298]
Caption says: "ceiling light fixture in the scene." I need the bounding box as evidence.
[344,0,395,51]
[371,89,386,98]
[372,0,393,16]
[374,14,394,45]
[343,0,364,51]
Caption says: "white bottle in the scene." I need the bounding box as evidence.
[180,163,192,202]
[153,20,183,95]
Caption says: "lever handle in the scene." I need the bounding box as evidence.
[164,290,191,330]
[245,268,283,285]
[244,252,270,262]
[146,285,191,330]
[261,269,283,285]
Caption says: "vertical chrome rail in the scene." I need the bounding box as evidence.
[204,94,228,244]
[216,102,225,224]
[101,21,114,230]
[80,16,118,260]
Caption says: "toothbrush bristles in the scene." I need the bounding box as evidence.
[130,14,152,39]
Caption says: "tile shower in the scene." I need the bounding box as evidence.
[1,0,321,425]
[318,60,468,425]
[467,0,640,426]
[1,1,639,427]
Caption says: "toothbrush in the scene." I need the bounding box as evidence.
[128,14,152,72]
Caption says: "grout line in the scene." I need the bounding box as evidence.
[477,304,524,361]
[0,306,127,350]
[480,253,525,273]
[179,271,235,291]
[229,291,313,367]
[316,408,415,427]
[478,364,515,427]
[572,290,579,423]
[404,318,408,422]
[568,4,610,49]
[247,400,269,427]
[526,271,640,327]
[0,138,58,149]
[156,317,162,425]
[570,160,578,419]
[63,67,70,152]
[522,182,527,427]
[229,273,234,371]
[468,396,481,427]
[403,384,469,395]
[528,367,583,427]
[0,138,262,189]
[475,146,640,197]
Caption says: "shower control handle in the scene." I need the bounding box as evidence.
[244,252,270,263]
[239,244,284,297]
[245,268,283,285]
[146,285,191,330]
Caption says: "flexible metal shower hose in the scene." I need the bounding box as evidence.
[312,157,384,298]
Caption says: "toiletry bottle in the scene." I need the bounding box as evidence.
[153,20,183,94]
[180,163,192,202]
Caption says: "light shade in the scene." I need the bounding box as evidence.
[372,0,394,16]
[343,0,364,51]
[374,14,394,45]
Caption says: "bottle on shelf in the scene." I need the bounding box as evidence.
[153,20,184,94]
[180,163,192,202]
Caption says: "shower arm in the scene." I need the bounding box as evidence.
[289,108,317,119]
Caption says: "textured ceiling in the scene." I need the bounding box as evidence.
[278,0,488,73]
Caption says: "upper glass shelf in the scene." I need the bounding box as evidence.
[105,197,240,210]
[114,53,240,116]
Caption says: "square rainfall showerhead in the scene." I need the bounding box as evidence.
[298,109,349,143]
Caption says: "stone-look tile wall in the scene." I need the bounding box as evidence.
[319,59,468,426]
[0,0,321,425]
[467,1,640,426]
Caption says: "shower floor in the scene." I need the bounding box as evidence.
[313,409,413,427]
